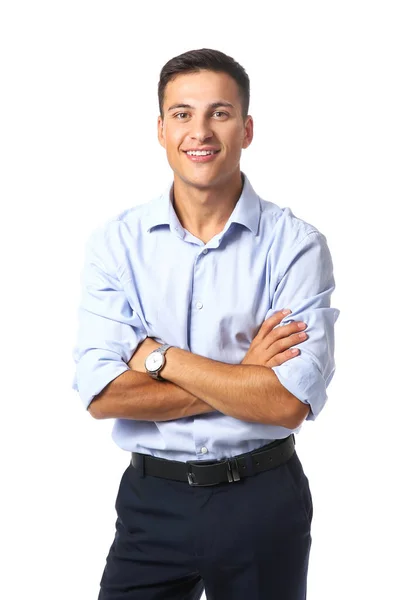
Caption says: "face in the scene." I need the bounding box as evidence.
[158,70,253,191]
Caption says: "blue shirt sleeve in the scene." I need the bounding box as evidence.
[71,223,147,410]
[270,230,340,421]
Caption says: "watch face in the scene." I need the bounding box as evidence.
[145,351,164,372]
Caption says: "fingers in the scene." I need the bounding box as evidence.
[266,347,302,368]
[261,319,307,351]
[245,310,308,369]
[266,330,307,356]
[254,309,291,342]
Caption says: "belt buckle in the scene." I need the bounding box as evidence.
[186,458,241,486]
[186,459,218,487]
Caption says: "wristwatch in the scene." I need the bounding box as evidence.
[145,344,173,381]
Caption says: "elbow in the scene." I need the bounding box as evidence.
[87,394,106,419]
[87,404,99,419]
[286,398,311,429]
[273,385,311,429]
[86,376,118,419]
[271,371,312,429]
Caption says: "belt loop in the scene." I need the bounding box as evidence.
[227,457,241,482]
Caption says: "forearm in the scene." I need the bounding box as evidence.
[162,348,304,428]
[89,369,216,421]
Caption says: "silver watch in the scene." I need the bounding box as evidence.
[144,344,173,380]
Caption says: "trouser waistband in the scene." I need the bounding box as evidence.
[130,434,296,486]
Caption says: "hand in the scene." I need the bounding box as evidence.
[127,337,162,373]
[241,310,307,368]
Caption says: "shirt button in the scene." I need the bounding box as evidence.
[200,446,208,454]
[196,301,203,310]
[202,248,208,254]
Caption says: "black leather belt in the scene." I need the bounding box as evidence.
[131,434,295,486]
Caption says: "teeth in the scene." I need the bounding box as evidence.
[186,150,216,156]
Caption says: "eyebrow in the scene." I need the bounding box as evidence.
[167,101,235,112]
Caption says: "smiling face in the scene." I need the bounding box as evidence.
[157,70,253,191]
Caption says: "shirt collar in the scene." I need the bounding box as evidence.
[143,172,261,236]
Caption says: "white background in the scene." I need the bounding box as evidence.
[1,1,412,598]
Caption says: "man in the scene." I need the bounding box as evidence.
[72,48,339,599]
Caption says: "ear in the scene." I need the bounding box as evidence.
[242,115,254,149]
[157,116,166,148]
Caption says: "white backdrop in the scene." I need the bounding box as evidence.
[1,1,412,598]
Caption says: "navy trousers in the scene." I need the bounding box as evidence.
[98,449,313,599]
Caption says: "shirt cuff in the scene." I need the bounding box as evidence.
[72,357,131,411]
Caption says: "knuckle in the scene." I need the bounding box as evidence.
[296,332,308,340]
[271,326,283,339]
[276,340,289,351]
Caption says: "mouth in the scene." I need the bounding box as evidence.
[182,149,221,163]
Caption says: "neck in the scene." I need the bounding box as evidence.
[172,171,244,241]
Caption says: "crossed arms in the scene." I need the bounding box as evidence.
[88,310,310,428]
[74,227,338,427]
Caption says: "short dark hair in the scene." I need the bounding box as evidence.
[158,48,250,119]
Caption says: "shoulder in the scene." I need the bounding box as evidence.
[84,196,159,273]
[259,197,325,247]
[87,196,158,248]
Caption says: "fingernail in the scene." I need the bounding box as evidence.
[282,309,291,315]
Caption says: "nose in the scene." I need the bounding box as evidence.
[190,115,213,143]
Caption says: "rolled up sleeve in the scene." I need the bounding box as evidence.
[270,230,340,421]
[71,224,147,410]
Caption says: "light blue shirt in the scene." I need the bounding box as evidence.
[72,173,339,461]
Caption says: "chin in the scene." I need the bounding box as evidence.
[171,168,214,188]
[178,166,235,189]
[183,175,223,191]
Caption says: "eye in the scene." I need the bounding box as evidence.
[175,112,189,120]
[213,111,229,118]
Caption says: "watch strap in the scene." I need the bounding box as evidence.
[146,344,173,380]
[157,343,172,356]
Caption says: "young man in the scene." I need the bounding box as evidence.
[72,48,339,599]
